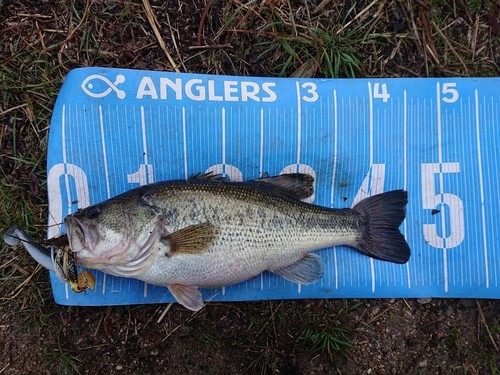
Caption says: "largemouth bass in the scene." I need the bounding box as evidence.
[63,173,410,311]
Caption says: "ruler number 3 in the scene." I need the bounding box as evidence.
[441,83,459,103]
[301,82,318,102]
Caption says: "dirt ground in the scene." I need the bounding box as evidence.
[1,1,499,374]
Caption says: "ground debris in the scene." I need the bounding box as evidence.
[0,0,499,374]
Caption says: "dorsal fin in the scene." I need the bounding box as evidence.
[188,172,228,182]
[248,173,314,201]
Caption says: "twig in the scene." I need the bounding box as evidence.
[227,28,282,38]
[92,314,104,337]
[230,0,266,23]
[143,306,162,329]
[0,257,17,271]
[363,0,388,38]
[124,306,131,343]
[188,44,233,50]
[157,303,173,324]
[197,0,215,46]
[397,0,423,66]
[425,43,440,65]
[336,0,381,35]
[312,0,331,15]
[142,0,180,73]
[58,0,91,71]
[286,0,298,37]
[365,301,399,325]
[402,298,413,313]
[431,20,469,75]
[471,14,479,62]
[0,103,28,117]
[420,10,440,64]
[476,300,499,353]
[166,12,187,72]
[16,13,53,19]
[257,300,283,336]
[35,20,47,57]
[162,309,201,342]
[0,264,43,301]
[414,0,430,10]
[0,362,10,374]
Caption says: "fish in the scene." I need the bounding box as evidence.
[63,173,410,311]
[3,226,93,293]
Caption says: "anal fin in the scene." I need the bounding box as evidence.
[271,253,323,284]
[168,284,204,311]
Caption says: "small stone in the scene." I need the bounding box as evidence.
[418,360,428,367]
[116,365,123,370]
[417,298,432,305]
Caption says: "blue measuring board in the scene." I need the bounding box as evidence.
[46,67,500,305]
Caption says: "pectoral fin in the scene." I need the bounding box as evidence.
[163,223,218,255]
[271,253,323,284]
[167,284,204,311]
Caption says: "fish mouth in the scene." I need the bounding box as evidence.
[64,215,99,254]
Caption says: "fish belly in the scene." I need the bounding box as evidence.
[138,212,358,288]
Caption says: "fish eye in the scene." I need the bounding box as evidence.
[85,206,100,219]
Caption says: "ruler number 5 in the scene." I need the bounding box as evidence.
[441,83,459,103]
[422,162,465,249]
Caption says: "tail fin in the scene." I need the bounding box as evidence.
[352,190,410,264]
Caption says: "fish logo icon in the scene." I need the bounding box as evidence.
[81,74,126,99]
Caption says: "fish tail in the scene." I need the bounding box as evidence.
[352,190,410,264]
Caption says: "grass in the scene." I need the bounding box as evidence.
[447,326,463,358]
[42,349,81,375]
[0,0,499,374]
[245,345,284,375]
[299,300,362,360]
[489,354,500,375]
[486,318,500,374]
[0,42,61,313]
[217,1,389,77]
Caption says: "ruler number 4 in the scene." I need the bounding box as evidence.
[373,83,390,102]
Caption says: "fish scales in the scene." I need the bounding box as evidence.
[139,180,360,287]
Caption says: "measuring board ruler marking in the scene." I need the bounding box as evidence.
[46,68,500,305]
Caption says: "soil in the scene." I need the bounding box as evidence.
[0,1,498,374]
[1,286,499,374]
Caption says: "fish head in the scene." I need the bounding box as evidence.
[64,198,162,271]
